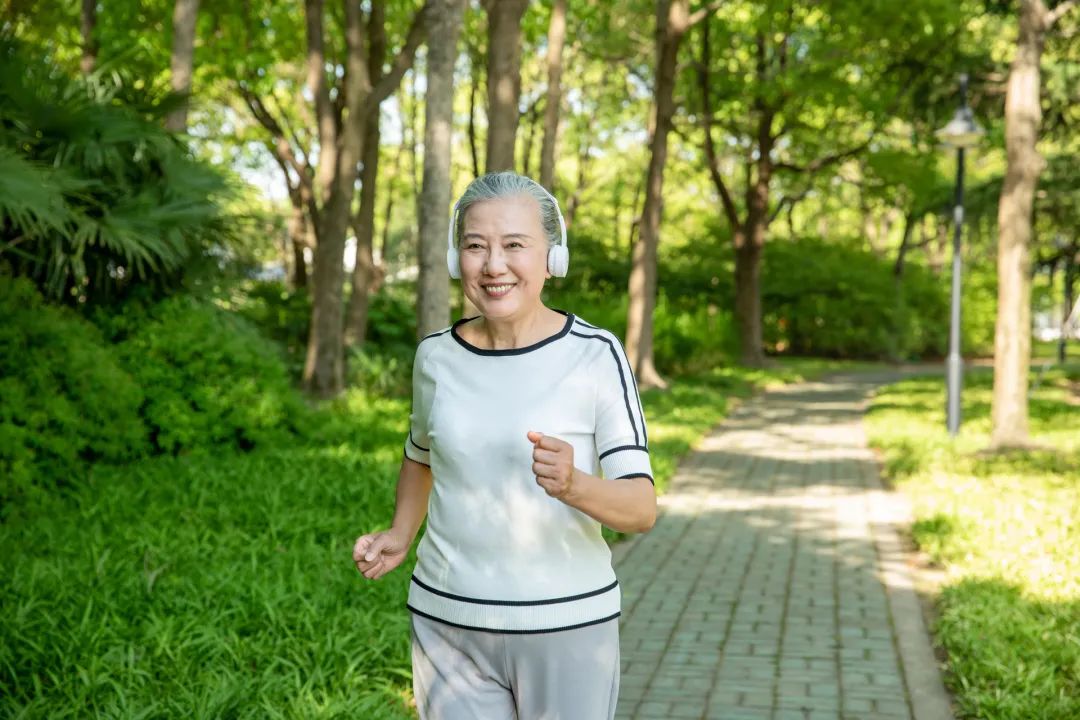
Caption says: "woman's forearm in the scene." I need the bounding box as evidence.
[391,457,434,544]
[562,471,656,534]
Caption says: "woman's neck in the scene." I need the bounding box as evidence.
[472,306,562,350]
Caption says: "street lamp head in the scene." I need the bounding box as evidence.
[937,105,985,149]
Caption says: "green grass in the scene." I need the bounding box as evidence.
[865,364,1080,720]
[1,357,863,718]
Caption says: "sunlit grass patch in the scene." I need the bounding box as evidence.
[865,364,1080,719]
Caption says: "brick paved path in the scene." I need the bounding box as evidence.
[613,373,953,720]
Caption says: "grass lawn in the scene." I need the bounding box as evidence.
[865,364,1080,720]
[1,357,860,718]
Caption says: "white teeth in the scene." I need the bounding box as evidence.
[484,284,514,294]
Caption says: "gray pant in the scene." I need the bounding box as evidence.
[410,614,621,720]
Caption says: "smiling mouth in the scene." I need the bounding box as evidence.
[482,283,516,297]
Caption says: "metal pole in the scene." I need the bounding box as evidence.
[946,76,968,437]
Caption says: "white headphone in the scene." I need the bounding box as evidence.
[446,186,570,280]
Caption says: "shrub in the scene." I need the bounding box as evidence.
[114,296,308,454]
[0,34,229,304]
[0,277,147,503]
[232,280,312,378]
[762,237,951,360]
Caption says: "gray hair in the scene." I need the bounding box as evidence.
[453,172,562,249]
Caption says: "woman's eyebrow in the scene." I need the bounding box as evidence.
[461,232,534,241]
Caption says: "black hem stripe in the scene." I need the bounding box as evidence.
[598,444,649,461]
[407,606,621,635]
[569,330,641,445]
[408,431,430,453]
[616,472,654,485]
[449,312,575,356]
[411,575,618,606]
[573,318,600,330]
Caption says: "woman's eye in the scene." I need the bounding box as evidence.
[507,241,524,249]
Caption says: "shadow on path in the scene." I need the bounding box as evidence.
[613,372,953,720]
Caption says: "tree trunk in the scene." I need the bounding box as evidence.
[626,0,690,390]
[417,0,466,338]
[345,119,382,348]
[565,117,592,227]
[80,0,97,75]
[345,0,389,349]
[991,0,1051,448]
[734,232,764,362]
[468,42,483,178]
[736,149,771,367]
[520,97,542,177]
[287,197,309,289]
[165,0,201,133]
[539,0,567,190]
[482,0,529,172]
[303,0,360,396]
[303,0,430,396]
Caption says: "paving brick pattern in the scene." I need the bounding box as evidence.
[613,374,952,720]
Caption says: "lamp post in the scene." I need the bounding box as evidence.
[936,74,984,437]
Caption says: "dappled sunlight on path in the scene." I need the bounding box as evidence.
[612,375,953,720]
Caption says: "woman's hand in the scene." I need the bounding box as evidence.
[353,529,410,580]
[527,431,578,500]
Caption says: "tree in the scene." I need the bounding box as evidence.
[482,0,529,172]
[538,0,567,191]
[417,0,467,338]
[80,0,96,75]
[692,0,962,366]
[300,0,428,397]
[345,0,392,348]
[165,0,200,133]
[991,0,1077,448]
[625,0,710,388]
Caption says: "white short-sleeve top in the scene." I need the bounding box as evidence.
[402,311,653,633]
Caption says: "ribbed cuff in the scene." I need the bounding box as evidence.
[599,446,651,481]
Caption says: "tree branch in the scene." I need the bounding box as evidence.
[688,0,723,27]
[239,84,312,190]
[768,189,809,224]
[697,16,740,228]
[1046,0,1078,28]
[773,140,871,174]
[368,0,431,110]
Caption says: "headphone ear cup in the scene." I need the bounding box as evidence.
[446,247,461,280]
[547,245,570,278]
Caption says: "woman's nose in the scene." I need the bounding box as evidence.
[484,248,507,274]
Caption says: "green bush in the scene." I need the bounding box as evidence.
[114,296,307,454]
[0,277,147,503]
[762,237,951,360]
[0,34,229,304]
[232,280,312,377]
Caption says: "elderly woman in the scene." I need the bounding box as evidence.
[353,171,656,719]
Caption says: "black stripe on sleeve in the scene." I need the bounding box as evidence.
[570,330,644,446]
[409,430,430,452]
[628,365,648,447]
[572,317,600,330]
[615,472,655,485]
[402,448,430,467]
[598,444,650,461]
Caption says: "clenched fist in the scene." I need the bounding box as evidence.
[527,431,578,500]
[353,529,409,580]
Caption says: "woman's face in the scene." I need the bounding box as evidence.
[459,194,550,322]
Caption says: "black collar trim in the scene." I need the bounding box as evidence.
[450,310,574,356]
